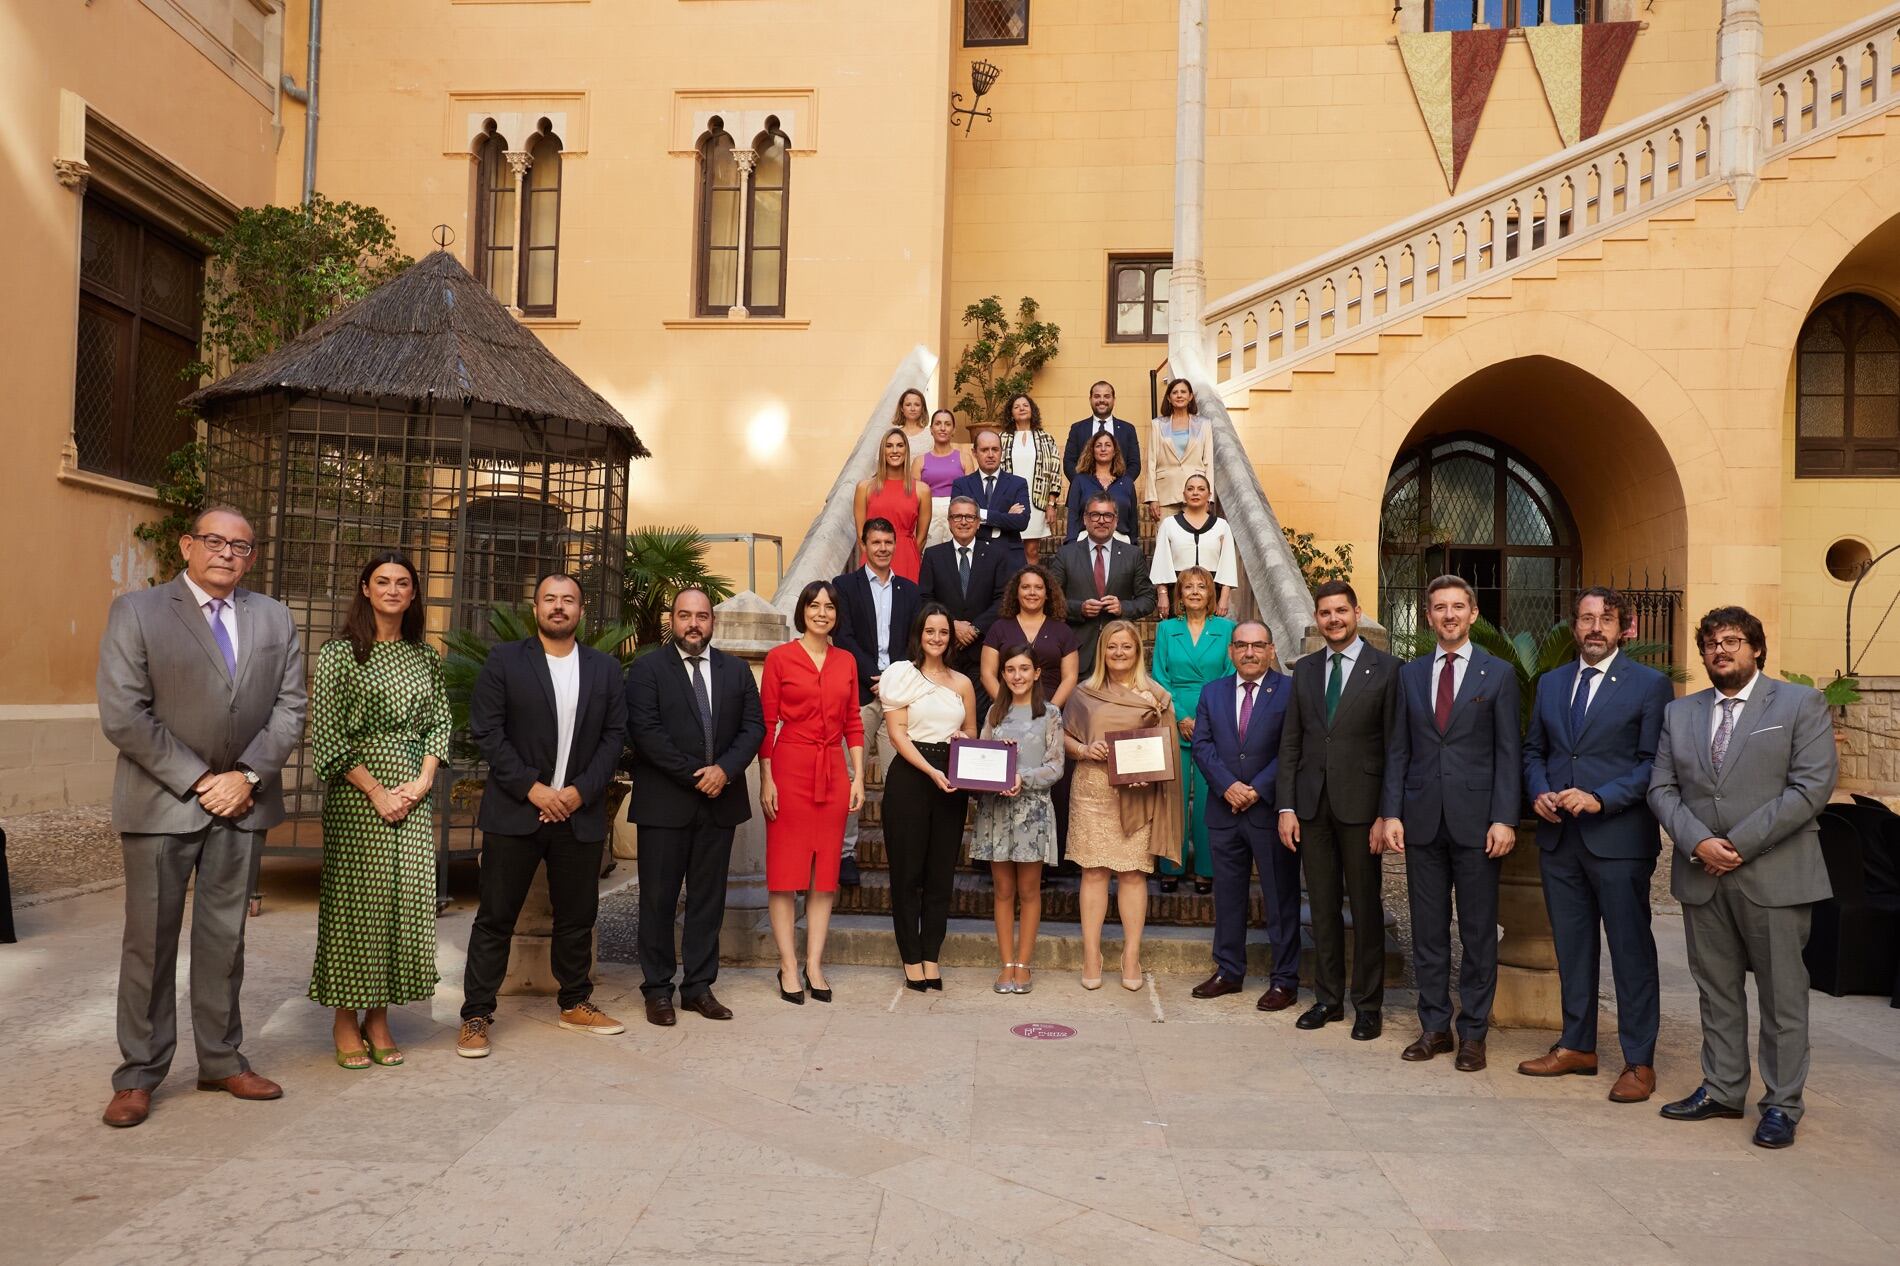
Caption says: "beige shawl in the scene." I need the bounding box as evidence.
[1062,681,1184,866]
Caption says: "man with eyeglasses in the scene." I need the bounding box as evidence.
[96,506,307,1128]
[1648,606,1836,1149]
[918,495,1010,717]
[1047,491,1156,678]
[1519,587,1674,1103]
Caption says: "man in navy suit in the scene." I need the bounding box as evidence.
[1380,575,1521,1072]
[1520,587,1674,1102]
[918,496,1008,714]
[1190,622,1301,1011]
[950,429,1031,574]
[1061,380,1143,494]
[832,518,922,885]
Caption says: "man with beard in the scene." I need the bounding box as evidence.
[1649,606,1835,1149]
[623,587,765,1024]
[459,574,629,1057]
[1520,588,1674,1102]
[1061,380,1142,496]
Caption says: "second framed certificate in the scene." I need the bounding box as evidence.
[946,737,1018,792]
[1104,726,1174,785]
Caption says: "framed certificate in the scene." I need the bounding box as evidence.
[946,737,1018,792]
[1105,727,1174,785]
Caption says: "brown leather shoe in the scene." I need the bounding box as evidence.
[1401,1031,1454,1062]
[644,996,678,1027]
[196,1070,283,1100]
[1192,973,1243,999]
[1454,1039,1487,1072]
[102,1088,151,1128]
[1256,985,1299,1012]
[680,991,733,1021]
[1609,1064,1657,1103]
[1517,1046,1599,1078]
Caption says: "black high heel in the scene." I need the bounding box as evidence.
[1193,877,1212,895]
[927,978,943,992]
[904,966,929,993]
[803,967,832,1003]
[1160,877,1179,894]
[778,968,805,1005]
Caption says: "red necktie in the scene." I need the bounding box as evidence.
[1237,679,1257,742]
[1093,544,1107,597]
[1435,651,1457,733]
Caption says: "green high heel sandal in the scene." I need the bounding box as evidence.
[360,1024,404,1067]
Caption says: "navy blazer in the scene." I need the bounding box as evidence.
[623,646,765,830]
[1379,646,1521,846]
[1191,670,1290,830]
[950,469,1031,554]
[469,637,629,844]
[917,539,1008,669]
[830,566,922,707]
[1062,416,1143,486]
[1523,655,1672,859]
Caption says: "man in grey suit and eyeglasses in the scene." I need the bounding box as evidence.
[95,505,307,1128]
[1648,605,1836,1149]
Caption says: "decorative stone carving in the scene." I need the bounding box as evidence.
[504,149,533,181]
[53,157,91,192]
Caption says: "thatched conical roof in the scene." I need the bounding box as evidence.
[186,250,645,451]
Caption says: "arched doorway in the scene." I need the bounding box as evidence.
[1379,433,1580,645]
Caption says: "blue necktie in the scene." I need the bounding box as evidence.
[1568,665,1598,739]
[207,599,237,680]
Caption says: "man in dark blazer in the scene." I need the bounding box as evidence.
[1520,586,1674,1102]
[918,495,1009,712]
[832,518,922,884]
[1190,623,1300,1011]
[1649,606,1835,1149]
[1047,491,1157,677]
[951,429,1032,574]
[1380,574,1521,1072]
[461,574,630,1057]
[1062,380,1143,493]
[1277,580,1400,1041]
[624,587,765,1025]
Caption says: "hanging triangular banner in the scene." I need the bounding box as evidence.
[1525,20,1641,148]
[1399,28,1510,193]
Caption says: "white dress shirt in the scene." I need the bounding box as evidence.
[1708,668,1759,743]
[182,573,239,663]
[1569,647,1619,709]
[546,649,581,788]
[1432,640,1471,699]
[865,565,894,672]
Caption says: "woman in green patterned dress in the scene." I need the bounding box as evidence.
[308,551,450,1069]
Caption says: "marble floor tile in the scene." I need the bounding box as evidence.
[1173,1148,1420,1229]
[376,1161,666,1261]
[1374,1151,1645,1234]
[614,1173,883,1264]
[868,1192,1079,1266]
[969,1083,1167,1150]
[93,1158,446,1252]
[0,1156,205,1266]
[868,1155,1086,1237]
[945,1142,1196,1236]
[1429,1230,1680,1265]
[1031,1208,1238,1266]
[791,1079,975,1148]
[1151,1089,1359,1151]
[1331,1092,1560,1155]
[1201,1226,1453,1266]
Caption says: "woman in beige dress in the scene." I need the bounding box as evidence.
[1061,620,1184,991]
[1145,377,1214,523]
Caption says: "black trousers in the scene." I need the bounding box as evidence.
[1299,789,1386,1012]
[881,744,967,965]
[637,810,736,1001]
[462,822,599,1019]
[1405,825,1501,1041]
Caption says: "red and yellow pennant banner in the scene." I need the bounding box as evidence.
[1398,27,1510,194]
[1524,20,1641,148]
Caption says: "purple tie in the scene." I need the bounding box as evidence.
[207,599,237,680]
[1238,679,1257,742]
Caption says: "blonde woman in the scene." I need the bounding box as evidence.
[1061,621,1184,990]
[1145,377,1214,522]
[913,408,977,549]
[894,387,932,458]
[854,428,931,581]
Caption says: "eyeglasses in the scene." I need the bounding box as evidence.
[1084,510,1118,520]
[1231,641,1273,651]
[948,513,978,522]
[1574,615,1623,630]
[187,533,256,558]
[1705,636,1751,654]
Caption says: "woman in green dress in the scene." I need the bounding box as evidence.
[308,551,450,1068]
[1150,567,1235,895]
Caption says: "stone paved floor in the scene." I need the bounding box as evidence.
[4,868,1898,1266]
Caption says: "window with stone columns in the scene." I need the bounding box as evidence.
[695,115,792,318]
[471,115,566,315]
[1797,293,1900,478]
[1425,0,1603,29]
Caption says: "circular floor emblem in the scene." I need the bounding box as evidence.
[1011,1022,1076,1040]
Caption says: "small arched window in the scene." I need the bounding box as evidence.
[473,120,514,305]
[695,116,793,316]
[519,119,563,316]
[1797,292,1900,477]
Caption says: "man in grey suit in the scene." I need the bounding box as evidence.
[1047,491,1157,677]
[1648,606,1836,1149]
[95,506,307,1128]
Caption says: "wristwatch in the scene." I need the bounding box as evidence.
[238,767,261,788]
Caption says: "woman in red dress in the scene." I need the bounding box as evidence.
[761,579,866,1004]
[854,428,929,581]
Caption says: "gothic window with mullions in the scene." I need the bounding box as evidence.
[1426,0,1600,29]
[471,117,565,315]
[1797,293,1900,477]
[696,117,791,317]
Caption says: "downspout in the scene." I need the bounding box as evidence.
[1167,0,1317,654]
[279,0,322,205]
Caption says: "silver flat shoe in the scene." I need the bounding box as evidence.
[1013,965,1034,995]
[993,965,1017,994]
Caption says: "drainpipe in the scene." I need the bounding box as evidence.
[279,0,322,205]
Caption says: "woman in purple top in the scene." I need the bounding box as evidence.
[979,565,1079,710]
[913,408,976,548]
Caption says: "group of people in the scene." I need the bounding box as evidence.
[98,483,1839,1154]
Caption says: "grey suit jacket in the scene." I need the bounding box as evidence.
[96,575,308,835]
[1646,674,1835,908]
[1047,536,1157,676]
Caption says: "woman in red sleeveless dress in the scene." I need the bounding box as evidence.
[854,428,929,581]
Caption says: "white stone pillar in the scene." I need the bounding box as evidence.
[1717,0,1764,210]
[503,149,533,313]
[727,148,758,319]
[1167,0,1209,368]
